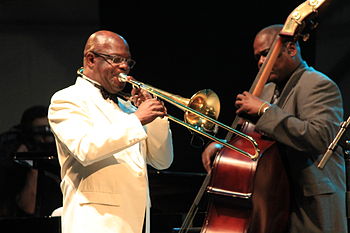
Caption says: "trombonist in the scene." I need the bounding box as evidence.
[48,30,174,233]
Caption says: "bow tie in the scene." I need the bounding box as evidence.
[80,75,119,104]
[95,85,119,104]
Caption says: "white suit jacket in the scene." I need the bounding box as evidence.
[48,76,174,233]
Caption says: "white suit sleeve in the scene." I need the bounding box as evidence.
[145,117,174,170]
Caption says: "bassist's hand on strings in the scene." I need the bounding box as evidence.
[201,142,223,172]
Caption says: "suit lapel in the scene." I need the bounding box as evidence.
[76,77,121,122]
[277,62,308,108]
[260,82,276,103]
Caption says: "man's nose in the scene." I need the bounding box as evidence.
[258,56,266,69]
[118,61,130,71]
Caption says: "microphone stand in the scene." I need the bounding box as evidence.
[318,115,350,169]
[317,115,350,232]
[345,149,350,233]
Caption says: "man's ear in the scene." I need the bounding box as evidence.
[85,52,95,68]
[286,42,297,56]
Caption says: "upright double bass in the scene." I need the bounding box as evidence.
[179,1,328,232]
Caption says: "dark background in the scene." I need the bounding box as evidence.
[0,0,349,173]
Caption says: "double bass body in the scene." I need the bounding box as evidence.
[203,125,290,233]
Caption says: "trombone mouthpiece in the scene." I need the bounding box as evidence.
[118,73,128,82]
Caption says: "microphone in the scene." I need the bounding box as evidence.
[318,116,350,169]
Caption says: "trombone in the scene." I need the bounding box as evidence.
[117,73,260,160]
[77,68,259,160]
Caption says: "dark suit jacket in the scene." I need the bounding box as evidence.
[255,62,347,233]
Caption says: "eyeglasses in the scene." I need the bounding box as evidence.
[91,51,136,69]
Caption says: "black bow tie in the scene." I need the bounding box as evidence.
[95,85,119,104]
[80,76,119,104]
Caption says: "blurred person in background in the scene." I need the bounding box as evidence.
[0,105,62,217]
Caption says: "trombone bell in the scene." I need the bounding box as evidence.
[142,88,220,133]
[185,89,220,133]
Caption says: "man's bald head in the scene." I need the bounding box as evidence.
[81,30,132,93]
[256,24,283,39]
[83,30,129,55]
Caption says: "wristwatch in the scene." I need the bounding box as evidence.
[262,105,270,114]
